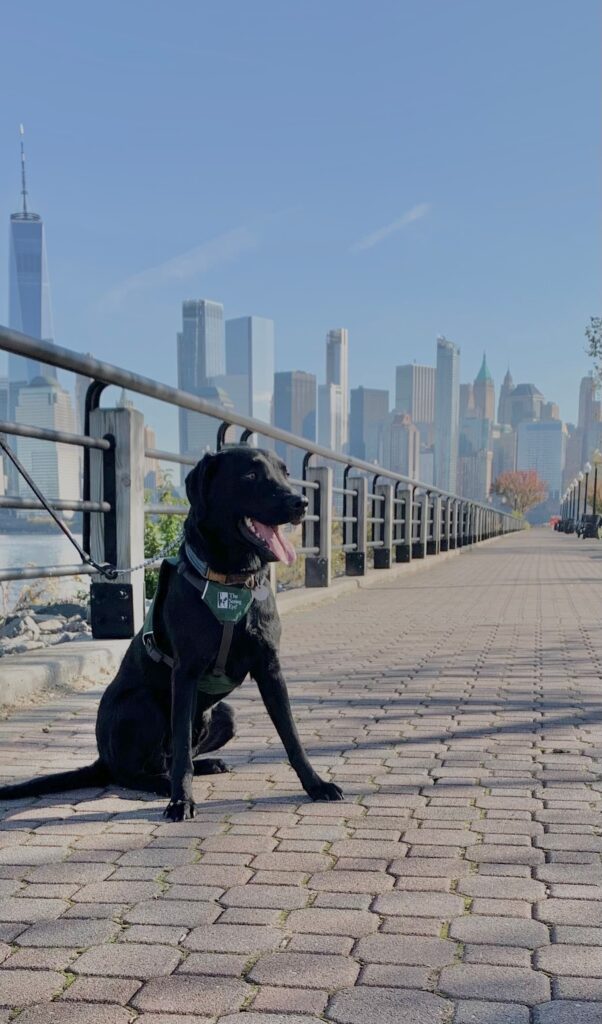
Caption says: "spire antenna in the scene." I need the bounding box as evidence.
[19,123,29,216]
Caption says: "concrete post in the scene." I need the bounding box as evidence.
[304,465,333,588]
[441,497,453,551]
[396,487,413,563]
[89,405,145,638]
[413,492,428,559]
[427,494,442,555]
[346,475,367,576]
[374,482,393,569]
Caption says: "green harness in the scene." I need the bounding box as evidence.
[142,556,255,696]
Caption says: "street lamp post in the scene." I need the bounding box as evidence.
[577,472,584,524]
[584,462,592,516]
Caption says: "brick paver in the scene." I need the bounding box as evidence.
[0,530,600,1019]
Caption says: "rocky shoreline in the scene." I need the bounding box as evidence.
[0,602,91,657]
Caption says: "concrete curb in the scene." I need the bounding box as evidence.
[0,534,509,709]
[0,639,129,710]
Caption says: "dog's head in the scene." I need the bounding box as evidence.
[184,446,308,569]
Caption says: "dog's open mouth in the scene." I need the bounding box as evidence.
[242,517,297,566]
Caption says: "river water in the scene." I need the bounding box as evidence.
[0,532,87,614]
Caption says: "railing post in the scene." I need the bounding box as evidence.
[427,494,442,555]
[413,491,428,559]
[374,482,393,569]
[440,495,448,552]
[462,502,470,546]
[89,405,145,639]
[397,486,413,563]
[345,475,367,575]
[467,504,475,545]
[304,465,333,588]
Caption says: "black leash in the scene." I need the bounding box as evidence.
[0,433,118,580]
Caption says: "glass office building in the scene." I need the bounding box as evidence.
[434,336,460,492]
[177,300,226,467]
[8,211,56,416]
[225,315,275,424]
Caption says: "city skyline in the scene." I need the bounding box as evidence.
[0,0,598,448]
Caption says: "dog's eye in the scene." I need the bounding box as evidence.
[242,471,257,481]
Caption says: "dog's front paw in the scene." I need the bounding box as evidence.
[195,757,230,775]
[163,798,195,821]
[305,778,344,802]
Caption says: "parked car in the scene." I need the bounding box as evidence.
[580,514,602,539]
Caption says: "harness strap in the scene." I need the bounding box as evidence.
[213,620,235,677]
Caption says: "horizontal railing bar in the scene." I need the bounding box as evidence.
[332,486,356,496]
[296,546,319,555]
[145,504,188,516]
[369,494,385,502]
[145,447,196,466]
[0,564,97,582]
[332,515,357,523]
[0,325,515,517]
[333,543,357,552]
[0,420,111,450]
[367,516,384,524]
[288,477,319,490]
[367,540,384,548]
[0,496,110,513]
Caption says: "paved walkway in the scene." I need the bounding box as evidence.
[0,530,600,1024]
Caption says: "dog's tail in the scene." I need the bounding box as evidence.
[0,760,110,800]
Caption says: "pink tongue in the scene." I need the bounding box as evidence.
[250,519,297,565]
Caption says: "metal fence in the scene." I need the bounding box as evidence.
[0,325,521,638]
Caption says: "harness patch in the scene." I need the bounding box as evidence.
[202,580,253,623]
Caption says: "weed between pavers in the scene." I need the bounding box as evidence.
[453,941,465,962]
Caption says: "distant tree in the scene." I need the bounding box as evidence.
[144,482,186,599]
[491,471,548,516]
[585,316,602,383]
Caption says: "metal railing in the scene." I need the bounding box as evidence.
[0,324,521,637]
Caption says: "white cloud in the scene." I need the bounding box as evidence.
[351,203,431,253]
[100,226,256,310]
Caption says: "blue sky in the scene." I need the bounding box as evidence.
[0,0,599,449]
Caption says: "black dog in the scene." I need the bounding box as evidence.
[0,447,343,819]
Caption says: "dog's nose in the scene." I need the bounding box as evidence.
[291,495,309,513]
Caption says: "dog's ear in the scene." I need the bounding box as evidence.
[185,452,219,520]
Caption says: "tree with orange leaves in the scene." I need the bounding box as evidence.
[491,471,548,516]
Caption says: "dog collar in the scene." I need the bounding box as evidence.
[184,543,262,589]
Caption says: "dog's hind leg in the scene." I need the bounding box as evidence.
[195,702,236,754]
[192,703,236,777]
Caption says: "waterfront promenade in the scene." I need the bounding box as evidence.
[0,529,599,1023]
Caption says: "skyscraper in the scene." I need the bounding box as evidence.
[517,420,566,499]
[497,367,514,426]
[382,413,420,478]
[317,384,344,451]
[349,387,389,463]
[273,371,316,476]
[473,353,495,422]
[177,300,225,467]
[325,329,349,449]
[8,127,55,418]
[577,373,602,462]
[225,316,274,423]
[15,376,80,512]
[395,364,436,444]
[434,336,460,492]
